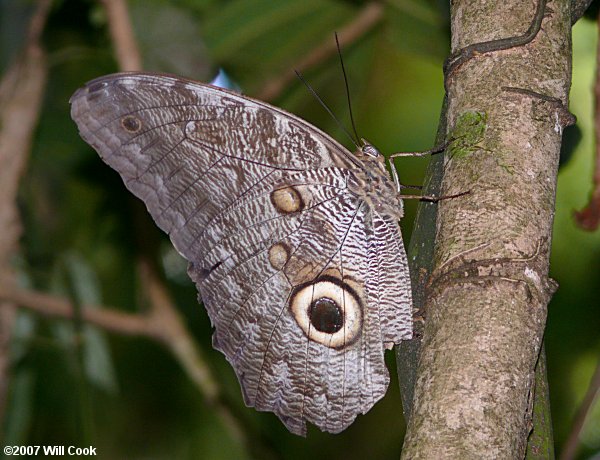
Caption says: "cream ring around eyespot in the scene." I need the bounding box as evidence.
[289,279,362,349]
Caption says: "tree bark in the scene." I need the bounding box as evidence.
[401,0,572,457]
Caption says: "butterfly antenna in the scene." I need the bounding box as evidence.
[294,69,360,150]
[335,32,361,146]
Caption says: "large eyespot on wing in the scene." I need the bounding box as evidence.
[288,275,363,349]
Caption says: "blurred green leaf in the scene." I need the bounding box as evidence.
[48,252,118,394]
[3,370,35,445]
[386,0,449,60]
[202,0,355,89]
[130,0,212,78]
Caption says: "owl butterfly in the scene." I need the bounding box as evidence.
[70,73,415,436]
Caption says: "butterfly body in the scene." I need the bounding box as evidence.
[71,73,413,435]
[347,149,405,221]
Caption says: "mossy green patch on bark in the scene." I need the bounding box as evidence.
[448,110,488,159]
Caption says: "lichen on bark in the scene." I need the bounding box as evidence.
[448,110,488,159]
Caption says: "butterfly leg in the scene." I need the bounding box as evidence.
[388,141,450,161]
[387,141,450,192]
[400,190,470,203]
[399,184,423,191]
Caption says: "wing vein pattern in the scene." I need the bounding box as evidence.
[70,73,413,436]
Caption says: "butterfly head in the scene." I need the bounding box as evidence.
[359,139,384,162]
[347,140,405,221]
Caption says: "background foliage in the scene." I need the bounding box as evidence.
[1,0,599,458]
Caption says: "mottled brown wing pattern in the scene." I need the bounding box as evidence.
[70,72,412,435]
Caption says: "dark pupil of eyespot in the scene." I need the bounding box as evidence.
[309,297,343,334]
[123,117,140,131]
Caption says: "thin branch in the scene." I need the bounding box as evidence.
[0,0,51,440]
[0,285,154,337]
[100,0,143,71]
[559,358,600,460]
[574,6,600,230]
[26,0,52,44]
[256,2,383,101]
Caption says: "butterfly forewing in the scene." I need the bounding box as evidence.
[70,72,412,436]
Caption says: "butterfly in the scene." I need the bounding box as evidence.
[70,72,414,436]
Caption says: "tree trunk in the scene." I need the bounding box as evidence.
[400,0,572,457]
